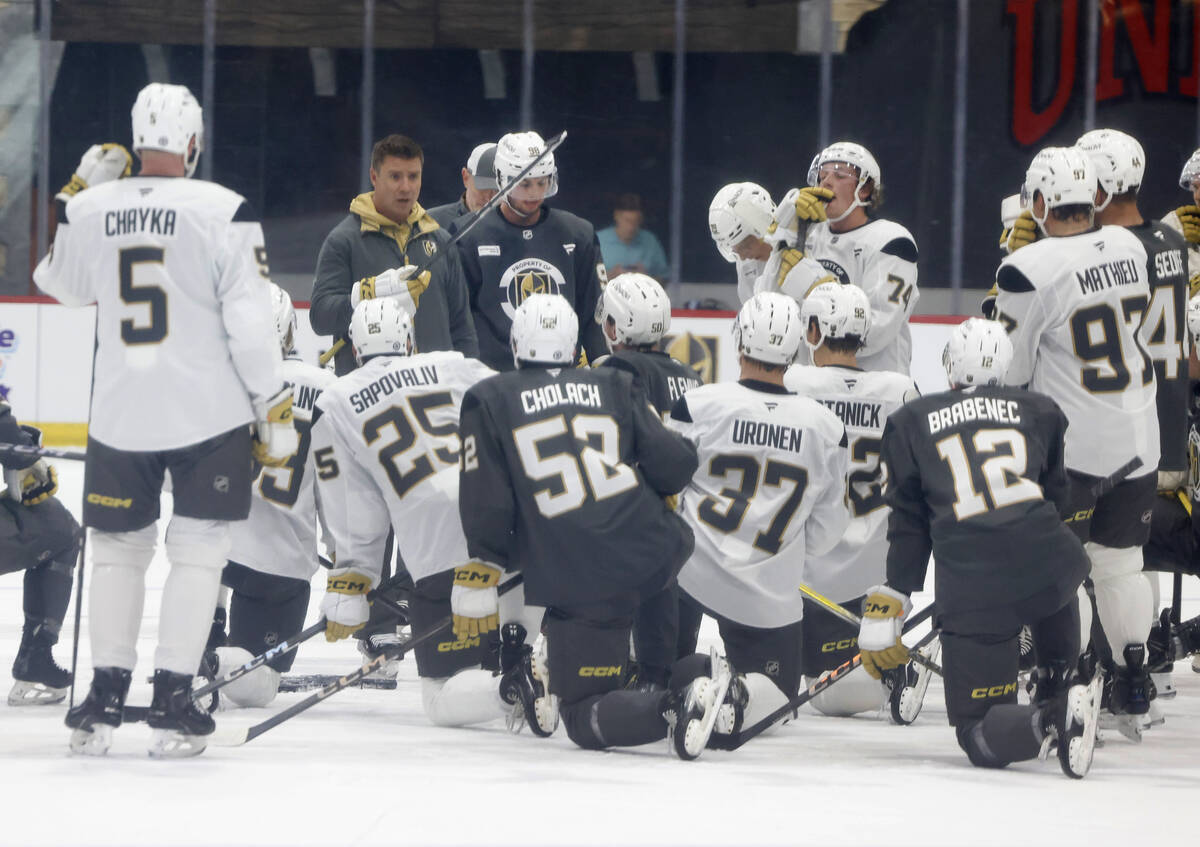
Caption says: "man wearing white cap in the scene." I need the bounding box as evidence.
[428,142,499,230]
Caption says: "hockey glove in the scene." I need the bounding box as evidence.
[980,282,999,319]
[349,265,433,316]
[251,386,299,468]
[793,186,834,224]
[321,568,373,641]
[1004,210,1039,254]
[1176,205,1200,244]
[450,560,502,642]
[18,461,58,506]
[57,143,133,202]
[1190,272,1200,300]
[857,585,912,680]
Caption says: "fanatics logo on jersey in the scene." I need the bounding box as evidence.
[563,243,576,254]
[764,402,778,412]
[478,245,501,257]
[498,258,567,318]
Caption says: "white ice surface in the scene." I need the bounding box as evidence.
[2,464,1198,847]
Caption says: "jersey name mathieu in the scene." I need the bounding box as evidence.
[311,351,496,586]
[228,357,335,581]
[995,225,1159,479]
[784,364,918,602]
[32,177,282,451]
[668,382,850,629]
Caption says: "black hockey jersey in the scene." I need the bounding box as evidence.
[454,206,608,371]
[601,350,702,417]
[1128,221,1189,473]
[458,365,698,608]
[881,385,1088,614]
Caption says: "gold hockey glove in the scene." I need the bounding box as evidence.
[320,569,373,641]
[450,561,502,641]
[857,585,912,680]
[57,143,133,202]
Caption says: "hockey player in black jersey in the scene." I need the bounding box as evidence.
[453,132,608,371]
[861,319,1100,778]
[1,402,80,706]
[457,293,736,759]
[594,272,701,689]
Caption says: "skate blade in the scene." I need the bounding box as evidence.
[505,701,527,734]
[69,724,113,756]
[892,640,941,725]
[1099,712,1145,743]
[8,680,68,706]
[675,652,731,760]
[148,728,208,758]
[1060,675,1102,779]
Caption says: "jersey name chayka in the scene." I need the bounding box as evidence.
[104,207,177,237]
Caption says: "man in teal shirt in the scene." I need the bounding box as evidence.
[597,193,669,282]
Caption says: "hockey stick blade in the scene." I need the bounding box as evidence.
[0,442,86,462]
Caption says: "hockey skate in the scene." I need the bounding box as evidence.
[664,648,732,761]
[1100,645,1155,743]
[886,636,941,725]
[498,624,558,737]
[356,629,408,690]
[1039,673,1102,779]
[706,672,749,751]
[146,669,215,758]
[65,667,132,756]
[9,624,72,706]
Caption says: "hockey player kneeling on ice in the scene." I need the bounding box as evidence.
[459,293,739,759]
[206,283,336,708]
[667,292,851,746]
[783,283,925,720]
[1,404,80,706]
[863,319,1101,778]
[311,297,544,728]
[35,83,299,758]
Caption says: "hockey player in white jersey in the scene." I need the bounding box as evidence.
[768,143,919,375]
[312,298,535,729]
[1163,148,1200,279]
[783,283,922,719]
[33,83,297,757]
[206,283,336,708]
[994,145,1159,728]
[707,182,777,304]
[668,292,850,745]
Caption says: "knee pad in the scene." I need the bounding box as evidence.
[165,517,230,569]
[420,671,508,727]
[90,525,157,572]
[808,667,888,717]
[739,671,789,729]
[214,646,280,708]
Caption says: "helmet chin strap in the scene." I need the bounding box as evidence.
[826,179,869,224]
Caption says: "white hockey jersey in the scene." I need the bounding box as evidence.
[668,381,850,629]
[311,351,496,586]
[784,364,918,602]
[801,218,920,375]
[33,177,281,451]
[228,357,336,581]
[995,225,1159,479]
[735,256,766,305]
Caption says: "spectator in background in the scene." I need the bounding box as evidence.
[427,142,499,231]
[597,193,669,283]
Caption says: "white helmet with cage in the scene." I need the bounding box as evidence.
[1180,149,1200,190]
[267,282,297,356]
[349,298,414,365]
[131,83,204,178]
[1021,146,1097,234]
[707,182,775,262]
[943,318,1013,388]
[806,141,881,223]
[733,291,803,366]
[494,131,558,198]
[594,272,671,351]
[800,282,871,354]
[511,293,578,368]
[1076,129,1144,210]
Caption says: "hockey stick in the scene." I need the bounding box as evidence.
[797,584,943,675]
[725,612,939,749]
[319,131,569,366]
[67,528,87,710]
[0,442,87,462]
[1089,456,1143,498]
[212,575,523,746]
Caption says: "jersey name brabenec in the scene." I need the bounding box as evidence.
[927,395,1022,434]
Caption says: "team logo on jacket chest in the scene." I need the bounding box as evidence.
[499,258,567,318]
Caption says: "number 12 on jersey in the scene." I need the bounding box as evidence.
[935,427,1042,520]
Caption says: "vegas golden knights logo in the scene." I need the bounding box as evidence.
[519,271,552,301]
[664,332,717,384]
[499,258,567,318]
[423,241,437,257]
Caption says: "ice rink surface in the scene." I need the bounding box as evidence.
[2,465,1198,847]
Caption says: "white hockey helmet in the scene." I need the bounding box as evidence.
[806,141,881,222]
[494,131,558,198]
[1076,129,1145,210]
[707,182,775,262]
[943,318,1013,388]
[733,291,803,366]
[131,83,204,178]
[349,297,414,364]
[800,282,871,354]
[595,272,671,351]
[1180,149,1200,190]
[511,293,578,367]
[1187,294,1200,349]
[267,282,297,356]
[1021,146,1097,233]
